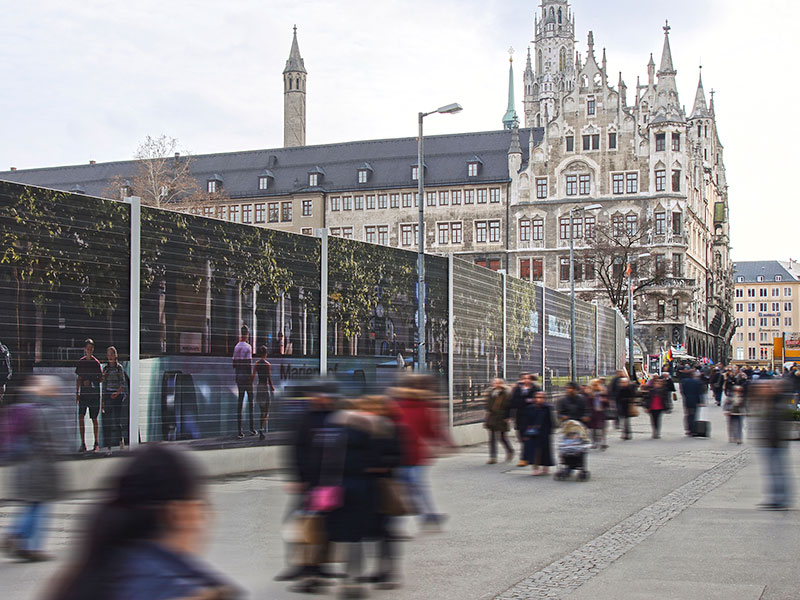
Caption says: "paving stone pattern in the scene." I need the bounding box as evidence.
[494,449,750,599]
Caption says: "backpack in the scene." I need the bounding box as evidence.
[0,342,11,384]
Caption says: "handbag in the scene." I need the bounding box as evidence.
[308,486,343,512]
[307,420,345,513]
[379,477,413,516]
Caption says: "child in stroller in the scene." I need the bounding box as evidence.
[554,419,591,481]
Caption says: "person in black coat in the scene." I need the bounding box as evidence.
[509,374,538,466]
[614,377,637,440]
[557,382,588,424]
[522,391,555,476]
[681,370,705,436]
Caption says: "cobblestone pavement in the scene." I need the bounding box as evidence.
[494,449,750,599]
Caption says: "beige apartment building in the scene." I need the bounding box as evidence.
[732,260,800,367]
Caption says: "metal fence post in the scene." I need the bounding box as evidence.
[541,283,546,392]
[448,254,454,430]
[502,270,507,380]
[595,303,599,378]
[316,228,328,376]
[127,196,141,447]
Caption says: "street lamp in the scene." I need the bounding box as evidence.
[627,252,650,380]
[417,103,463,373]
[569,203,602,381]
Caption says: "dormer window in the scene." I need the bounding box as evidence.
[775,275,782,282]
[736,276,744,283]
[309,173,319,187]
[207,174,223,194]
[259,176,269,190]
[757,276,764,282]
[357,162,373,184]
[411,166,419,181]
[467,155,483,177]
[119,184,131,200]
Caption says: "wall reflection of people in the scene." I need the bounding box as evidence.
[252,345,274,440]
[232,325,254,439]
[75,339,102,452]
[102,346,128,451]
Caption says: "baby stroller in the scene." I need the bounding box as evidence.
[554,420,591,481]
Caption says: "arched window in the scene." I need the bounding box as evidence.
[558,7,562,23]
[550,8,554,19]
[559,47,566,71]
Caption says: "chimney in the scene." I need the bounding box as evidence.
[174,152,180,159]
[89,160,96,165]
[9,167,16,171]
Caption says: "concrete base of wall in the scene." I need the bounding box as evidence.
[0,424,486,498]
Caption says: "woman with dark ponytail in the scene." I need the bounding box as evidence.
[45,444,240,600]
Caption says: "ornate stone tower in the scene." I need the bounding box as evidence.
[523,0,576,127]
[283,25,306,148]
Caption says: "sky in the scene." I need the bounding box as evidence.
[1,0,796,262]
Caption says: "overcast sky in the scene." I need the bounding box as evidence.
[1,0,795,262]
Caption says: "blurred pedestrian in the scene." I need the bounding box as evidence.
[45,444,240,600]
[682,369,704,436]
[509,373,537,466]
[722,385,746,444]
[102,346,128,451]
[75,338,102,452]
[1,375,63,562]
[232,325,254,438]
[751,380,794,510]
[613,378,636,440]
[710,365,724,406]
[522,391,555,475]
[484,378,513,464]
[643,375,672,439]
[558,382,588,425]
[393,374,449,532]
[251,345,274,440]
[587,379,609,449]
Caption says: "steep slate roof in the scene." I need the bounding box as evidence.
[0,128,539,201]
[733,261,800,283]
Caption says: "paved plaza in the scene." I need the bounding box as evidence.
[2,404,798,599]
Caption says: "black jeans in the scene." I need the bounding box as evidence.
[489,430,513,459]
[237,380,254,434]
[649,409,664,437]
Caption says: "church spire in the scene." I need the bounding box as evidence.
[690,67,710,119]
[502,48,519,130]
[283,25,307,147]
[651,20,684,123]
[658,20,675,75]
[284,24,306,74]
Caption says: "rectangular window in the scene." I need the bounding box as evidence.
[489,188,500,203]
[579,174,591,195]
[411,166,418,181]
[477,189,488,204]
[612,173,624,195]
[672,170,681,192]
[760,318,767,327]
[772,288,779,297]
[608,132,617,149]
[760,332,769,343]
[301,228,312,236]
[229,205,240,222]
[560,257,570,281]
[302,199,312,217]
[612,215,624,237]
[439,191,449,206]
[452,190,462,205]
[520,259,531,281]
[380,194,390,209]
[388,194,398,209]
[759,288,767,297]
[532,219,543,241]
[451,222,462,244]
[242,204,252,223]
[358,170,368,184]
[464,189,475,204]
[203,206,213,217]
[737,332,744,342]
[400,224,413,246]
[735,303,743,313]
[672,212,682,235]
[468,163,478,177]
[258,176,269,191]
[437,223,449,245]
[655,170,666,192]
[572,217,583,240]
[625,214,638,236]
[475,221,488,243]
[560,218,570,240]
[785,302,793,312]
[536,178,548,199]
[566,175,577,196]
[760,303,768,312]
[584,257,595,280]
[658,303,665,320]
[427,192,436,207]
[488,259,501,272]
[587,98,596,115]
[566,136,574,152]
[771,302,779,311]
[268,202,279,223]
[255,203,265,223]
[354,196,364,210]
[748,303,755,312]
[786,288,792,297]
[519,219,531,242]
[747,318,755,327]
[626,172,638,194]
[342,227,353,240]
[582,135,591,151]
[366,195,376,210]
[365,226,376,244]
[377,226,388,246]
[655,132,666,152]
[786,317,793,326]
[342,196,352,211]
[207,180,217,194]
[655,212,666,235]
[330,196,341,211]
[735,289,743,297]
[748,332,756,342]
[591,134,600,150]
[671,132,681,152]
[585,216,595,239]
[532,259,543,281]
[281,201,292,222]
[402,193,412,208]
[330,228,341,237]
[673,254,683,277]
[489,220,501,243]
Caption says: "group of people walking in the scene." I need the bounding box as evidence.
[277,373,450,597]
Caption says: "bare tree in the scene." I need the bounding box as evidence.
[107,135,226,211]
[578,214,667,317]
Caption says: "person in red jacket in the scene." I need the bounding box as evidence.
[390,374,449,532]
